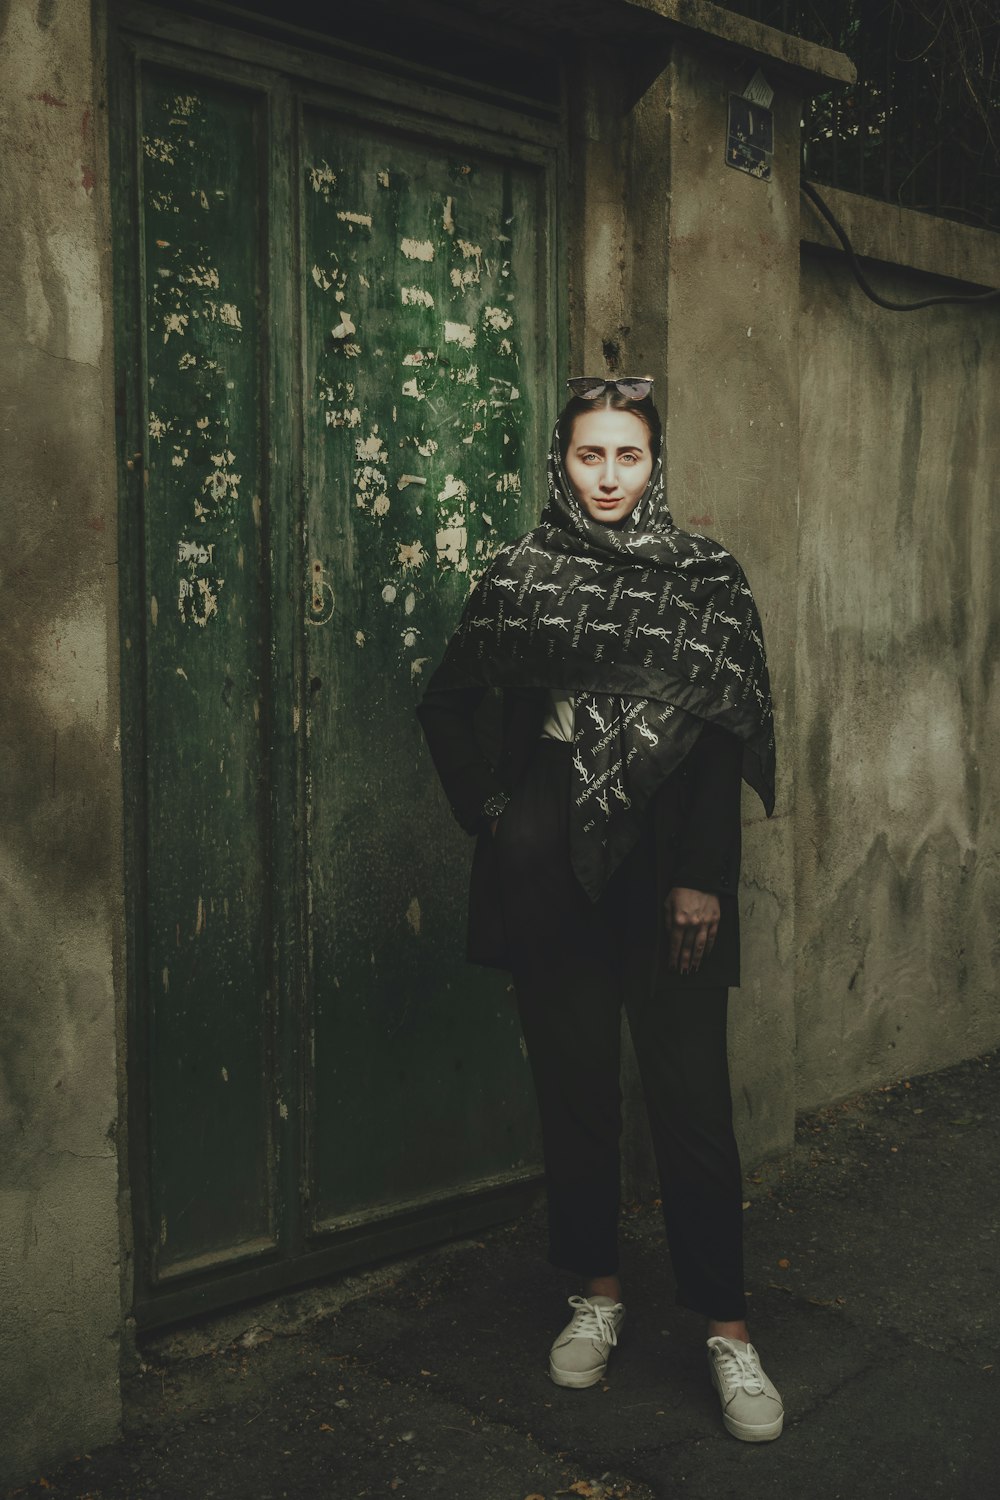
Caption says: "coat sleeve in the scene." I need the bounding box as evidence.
[667,720,743,896]
[416,683,509,835]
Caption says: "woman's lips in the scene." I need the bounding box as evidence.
[593,496,624,507]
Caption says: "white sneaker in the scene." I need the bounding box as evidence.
[707,1335,784,1441]
[548,1295,626,1388]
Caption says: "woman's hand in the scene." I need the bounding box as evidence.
[665,887,720,974]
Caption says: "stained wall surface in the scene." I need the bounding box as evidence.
[3,0,999,1486]
[0,0,123,1484]
[567,37,809,1177]
[795,251,1000,1110]
[660,41,802,1167]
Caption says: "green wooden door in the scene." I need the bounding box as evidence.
[300,109,543,1228]
[113,15,559,1324]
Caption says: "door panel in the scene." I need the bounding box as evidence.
[136,67,274,1278]
[115,15,559,1319]
[300,110,545,1227]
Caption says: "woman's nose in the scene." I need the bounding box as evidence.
[599,459,618,490]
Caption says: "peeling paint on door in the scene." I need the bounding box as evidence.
[400,237,435,261]
[134,68,272,1279]
[301,105,546,1226]
[123,45,552,1304]
[401,286,434,308]
[444,320,476,349]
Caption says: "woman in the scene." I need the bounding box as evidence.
[416,377,783,1443]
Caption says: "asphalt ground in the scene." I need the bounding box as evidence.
[7,1049,999,1500]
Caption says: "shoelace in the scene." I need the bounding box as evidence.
[711,1339,766,1395]
[563,1295,624,1346]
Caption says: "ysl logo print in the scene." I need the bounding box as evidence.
[572,748,593,783]
[682,638,714,659]
[585,700,610,733]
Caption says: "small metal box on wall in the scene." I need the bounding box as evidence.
[727,68,775,180]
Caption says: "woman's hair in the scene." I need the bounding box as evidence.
[557,388,662,464]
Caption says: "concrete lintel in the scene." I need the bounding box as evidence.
[447,0,854,92]
[624,0,855,91]
[801,180,1000,292]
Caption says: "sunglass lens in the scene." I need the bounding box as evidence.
[567,377,653,400]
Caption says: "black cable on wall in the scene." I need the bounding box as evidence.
[801,180,1000,311]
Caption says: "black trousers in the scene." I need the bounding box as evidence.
[495,739,747,1322]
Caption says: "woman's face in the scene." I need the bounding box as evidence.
[563,408,654,525]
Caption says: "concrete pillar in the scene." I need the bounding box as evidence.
[661,41,804,1166]
[565,40,675,1196]
[566,16,850,1190]
[0,0,124,1485]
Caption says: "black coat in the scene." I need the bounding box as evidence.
[417,685,743,989]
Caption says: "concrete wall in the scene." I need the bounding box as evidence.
[571,24,1000,1174]
[2,0,997,1484]
[0,0,124,1485]
[659,41,805,1168]
[566,35,816,1178]
[795,246,1000,1109]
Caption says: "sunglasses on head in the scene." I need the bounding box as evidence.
[566,376,654,401]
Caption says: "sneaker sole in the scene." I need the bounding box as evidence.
[720,1410,784,1442]
[548,1360,607,1389]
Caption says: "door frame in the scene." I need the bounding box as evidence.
[109,0,567,1330]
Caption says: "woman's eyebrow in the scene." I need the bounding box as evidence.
[574,443,644,452]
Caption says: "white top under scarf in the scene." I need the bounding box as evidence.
[541,688,575,743]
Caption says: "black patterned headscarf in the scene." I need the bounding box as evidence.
[423,417,776,899]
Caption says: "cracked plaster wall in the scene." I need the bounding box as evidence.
[568,40,804,1183]
[2,0,997,1482]
[0,0,124,1485]
[659,42,801,1168]
[795,251,1000,1110]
